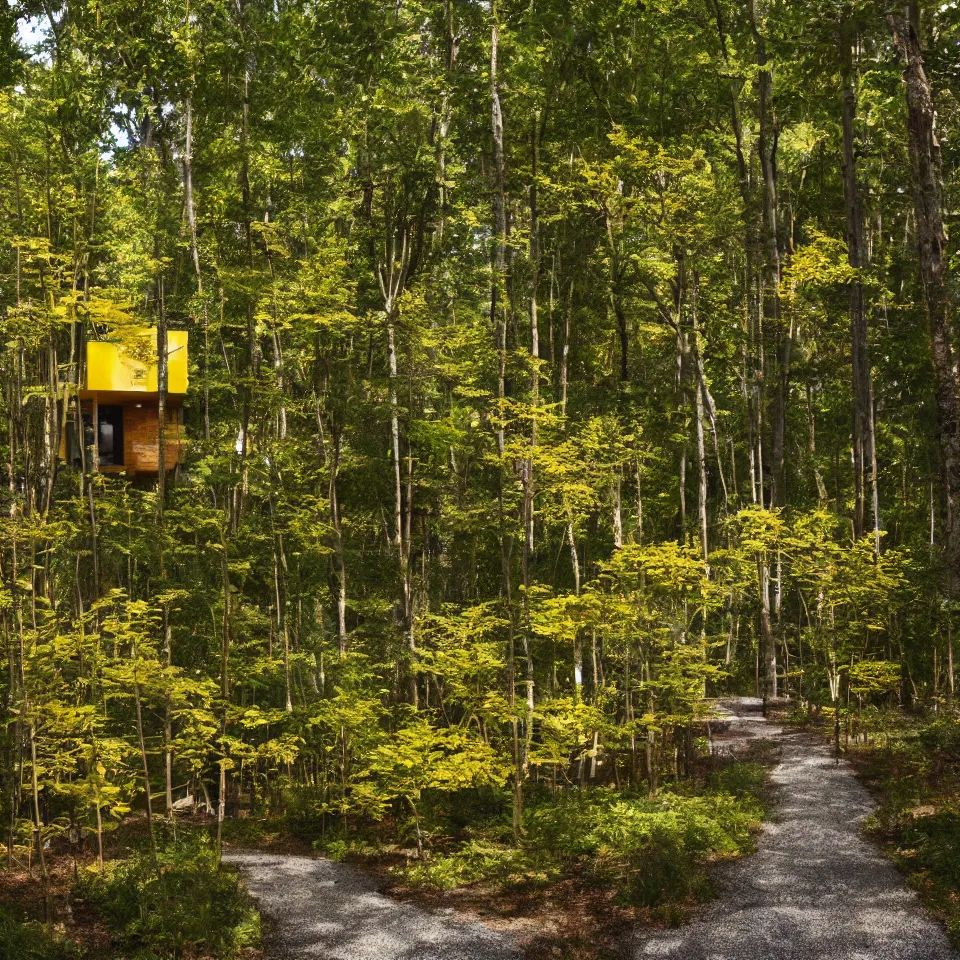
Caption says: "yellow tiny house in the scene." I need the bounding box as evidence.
[61,328,188,476]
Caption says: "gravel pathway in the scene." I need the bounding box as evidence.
[708,697,782,756]
[227,701,957,960]
[633,701,958,960]
[223,850,521,960]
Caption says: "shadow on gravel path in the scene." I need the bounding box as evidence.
[632,698,958,960]
[223,849,521,960]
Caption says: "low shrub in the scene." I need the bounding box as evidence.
[281,786,328,841]
[404,840,538,890]
[524,782,763,906]
[314,836,383,861]
[436,786,511,834]
[0,908,78,960]
[918,717,960,762]
[784,706,814,727]
[217,817,272,847]
[399,761,766,909]
[896,806,960,887]
[707,760,767,799]
[73,835,259,960]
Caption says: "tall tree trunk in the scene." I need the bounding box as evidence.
[330,431,348,657]
[377,212,415,705]
[238,57,257,525]
[490,4,508,459]
[560,280,573,420]
[694,338,709,567]
[842,25,879,548]
[435,0,460,239]
[889,13,960,590]
[156,283,174,819]
[515,117,540,779]
[132,641,157,858]
[712,0,758,513]
[217,527,232,849]
[750,0,781,698]
[605,207,629,382]
[759,556,777,699]
[612,467,623,548]
[183,91,210,442]
[387,317,403,553]
[163,605,174,820]
[490,3,523,836]
[273,531,293,713]
[751,0,788,511]
[404,427,416,705]
[526,115,540,557]
[28,719,49,914]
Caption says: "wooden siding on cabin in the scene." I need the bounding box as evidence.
[59,400,184,475]
[122,404,184,473]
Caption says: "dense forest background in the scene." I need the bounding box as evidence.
[3,0,960,873]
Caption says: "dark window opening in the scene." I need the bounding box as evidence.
[97,405,124,466]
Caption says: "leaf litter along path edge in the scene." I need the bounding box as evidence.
[633,698,958,960]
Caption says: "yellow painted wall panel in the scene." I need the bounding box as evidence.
[86,329,188,394]
[167,331,188,393]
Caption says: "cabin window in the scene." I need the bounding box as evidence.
[97,405,124,466]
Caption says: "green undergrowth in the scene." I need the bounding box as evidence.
[72,834,260,960]
[839,708,960,944]
[0,907,81,960]
[394,760,767,913]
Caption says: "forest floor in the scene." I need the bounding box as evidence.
[227,700,960,960]
[11,702,952,959]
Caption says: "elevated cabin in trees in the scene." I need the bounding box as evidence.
[60,328,188,476]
